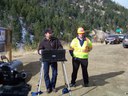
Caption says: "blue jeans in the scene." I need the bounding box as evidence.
[43,62,58,89]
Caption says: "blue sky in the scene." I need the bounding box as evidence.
[112,0,128,9]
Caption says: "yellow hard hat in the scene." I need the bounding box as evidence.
[77,27,85,34]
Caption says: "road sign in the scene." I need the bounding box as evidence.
[116,28,121,33]
[0,28,6,52]
[0,27,12,61]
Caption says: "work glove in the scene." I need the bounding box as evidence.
[73,57,79,60]
[69,50,73,57]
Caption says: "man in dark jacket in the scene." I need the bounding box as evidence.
[38,28,63,93]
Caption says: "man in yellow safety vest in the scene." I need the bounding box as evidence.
[69,27,92,87]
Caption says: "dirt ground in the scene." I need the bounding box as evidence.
[13,43,128,96]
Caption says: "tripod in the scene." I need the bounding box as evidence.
[61,61,72,95]
[31,62,43,96]
[31,61,72,96]
[31,49,72,96]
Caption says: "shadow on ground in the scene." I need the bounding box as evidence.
[57,71,125,92]
[77,71,125,86]
[23,61,41,76]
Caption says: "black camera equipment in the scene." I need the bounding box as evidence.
[0,56,31,96]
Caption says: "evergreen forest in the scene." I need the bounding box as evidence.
[0,0,128,49]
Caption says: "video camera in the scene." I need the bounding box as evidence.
[0,56,31,96]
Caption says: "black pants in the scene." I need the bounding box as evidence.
[71,58,89,85]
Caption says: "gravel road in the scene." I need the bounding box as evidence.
[16,43,128,96]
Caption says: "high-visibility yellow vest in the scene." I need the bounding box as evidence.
[70,37,92,59]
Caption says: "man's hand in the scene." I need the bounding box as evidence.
[83,46,92,52]
[83,49,89,52]
[69,50,73,57]
[38,50,42,55]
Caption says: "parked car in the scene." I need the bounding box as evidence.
[122,34,128,48]
[105,34,120,44]
[117,34,124,42]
